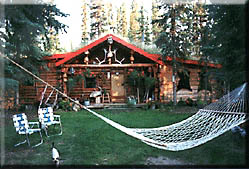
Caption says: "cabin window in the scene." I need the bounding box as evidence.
[85,77,96,88]
[177,71,192,91]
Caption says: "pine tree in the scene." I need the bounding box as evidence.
[154,3,194,105]
[106,2,115,33]
[137,5,146,43]
[191,3,212,102]
[47,27,64,54]
[81,0,90,42]
[144,16,152,45]
[151,0,162,41]
[89,0,102,39]
[3,4,68,83]
[99,2,108,35]
[120,3,128,37]
[116,3,128,37]
[116,6,122,35]
[201,5,246,91]
[128,0,140,41]
[137,5,151,45]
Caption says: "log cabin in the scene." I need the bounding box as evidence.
[19,34,221,106]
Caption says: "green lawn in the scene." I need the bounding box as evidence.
[4,107,246,166]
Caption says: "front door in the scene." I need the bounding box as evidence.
[111,73,125,103]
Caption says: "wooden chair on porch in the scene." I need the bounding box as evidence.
[102,92,110,103]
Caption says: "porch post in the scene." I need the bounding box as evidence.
[61,67,68,96]
[189,69,200,101]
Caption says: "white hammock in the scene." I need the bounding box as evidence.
[3,55,248,151]
[85,83,248,151]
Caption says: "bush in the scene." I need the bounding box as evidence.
[155,101,164,109]
[186,98,195,106]
[196,99,208,109]
[177,98,185,106]
[58,100,72,111]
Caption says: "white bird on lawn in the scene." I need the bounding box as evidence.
[52,142,60,167]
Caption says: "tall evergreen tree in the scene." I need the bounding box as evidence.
[106,2,115,33]
[99,2,108,34]
[153,3,194,105]
[201,5,246,91]
[2,4,68,83]
[116,3,128,37]
[137,5,146,43]
[128,0,140,41]
[89,0,102,39]
[151,0,162,42]
[120,3,128,37]
[47,27,64,54]
[193,4,212,102]
[81,0,90,42]
[116,6,122,35]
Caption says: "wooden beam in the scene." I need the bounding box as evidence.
[63,63,156,68]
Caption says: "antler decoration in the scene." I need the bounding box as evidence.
[96,49,107,65]
[113,49,125,64]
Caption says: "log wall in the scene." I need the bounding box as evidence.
[159,64,216,102]
[19,62,60,105]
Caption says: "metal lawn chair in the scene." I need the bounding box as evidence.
[38,107,62,137]
[13,113,43,148]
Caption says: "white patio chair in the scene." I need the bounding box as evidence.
[12,113,43,148]
[38,107,62,137]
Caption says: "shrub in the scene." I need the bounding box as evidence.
[58,100,72,111]
[196,99,208,109]
[186,97,194,106]
[177,98,185,106]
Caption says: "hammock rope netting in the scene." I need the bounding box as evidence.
[2,55,248,151]
[87,83,248,151]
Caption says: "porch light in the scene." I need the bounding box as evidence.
[69,67,75,75]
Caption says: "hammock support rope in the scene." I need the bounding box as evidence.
[2,54,248,151]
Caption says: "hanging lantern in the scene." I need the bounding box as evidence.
[84,50,90,64]
[63,73,67,82]
[84,56,89,65]
[69,67,75,75]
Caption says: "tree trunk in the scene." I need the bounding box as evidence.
[173,67,177,106]
[171,5,177,106]
[137,87,140,103]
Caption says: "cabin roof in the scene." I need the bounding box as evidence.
[44,34,221,68]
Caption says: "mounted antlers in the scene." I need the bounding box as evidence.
[113,49,125,64]
[95,49,107,65]
[95,45,125,64]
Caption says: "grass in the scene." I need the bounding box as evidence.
[4,107,247,166]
